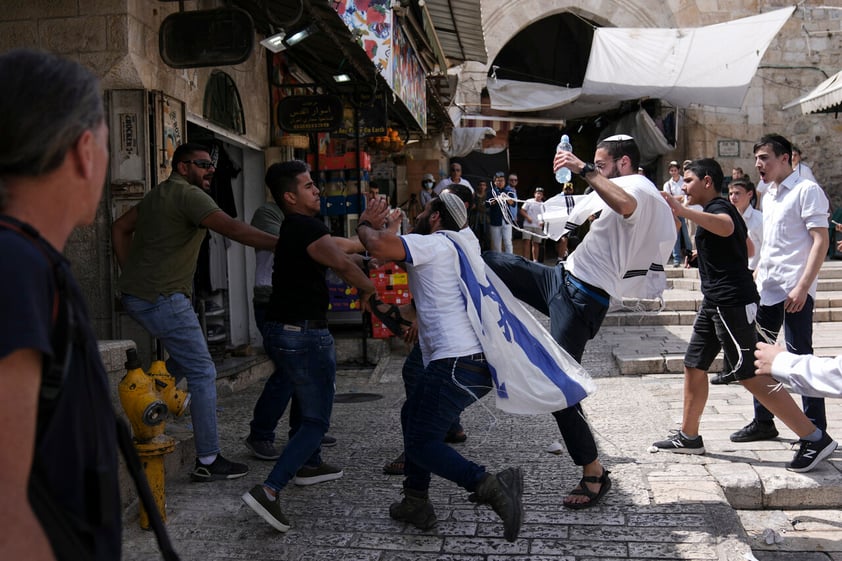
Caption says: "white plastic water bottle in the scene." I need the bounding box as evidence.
[555,134,572,184]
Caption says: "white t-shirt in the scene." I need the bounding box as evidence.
[755,171,829,305]
[433,177,473,195]
[741,205,764,271]
[662,177,684,200]
[401,229,482,365]
[566,174,675,298]
[521,197,545,226]
[794,162,817,184]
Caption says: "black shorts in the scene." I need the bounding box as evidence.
[684,300,758,380]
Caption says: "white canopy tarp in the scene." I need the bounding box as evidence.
[782,69,842,114]
[488,7,794,116]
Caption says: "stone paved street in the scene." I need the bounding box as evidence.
[121,317,842,561]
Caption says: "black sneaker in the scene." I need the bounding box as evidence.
[292,462,343,486]
[321,434,337,447]
[652,430,705,454]
[469,467,523,542]
[730,420,779,443]
[710,371,736,385]
[244,437,281,460]
[787,432,838,473]
[389,488,437,530]
[242,484,290,532]
[190,454,249,482]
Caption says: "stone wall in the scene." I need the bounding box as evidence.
[469,1,841,207]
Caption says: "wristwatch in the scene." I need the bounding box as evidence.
[579,162,596,178]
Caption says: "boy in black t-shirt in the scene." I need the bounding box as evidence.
[652,158,836,473]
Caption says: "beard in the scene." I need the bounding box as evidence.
[414,214,432,235]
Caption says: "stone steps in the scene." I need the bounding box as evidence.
[607,260,842,374]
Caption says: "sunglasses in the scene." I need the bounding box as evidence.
[182,159,215,169]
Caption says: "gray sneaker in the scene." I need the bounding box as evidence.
[469,467,523,542]
[244,437,281,460]
[652,430,705,454]
[190,454,249,482]
[292,462,344,486]
[242,484,290,532]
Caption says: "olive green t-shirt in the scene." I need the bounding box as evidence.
[118,174,220,302]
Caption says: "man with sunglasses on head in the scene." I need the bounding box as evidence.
[113,142,278,483]
[484,134,676,510]
[434,161,473,195]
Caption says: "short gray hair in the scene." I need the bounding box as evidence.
[0,49,104,206]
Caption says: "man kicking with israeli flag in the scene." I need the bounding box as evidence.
[484,134,676,509]
[357,191,598,541]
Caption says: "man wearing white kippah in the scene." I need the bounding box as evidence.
[356,192,523,543]
[484,134,676,510]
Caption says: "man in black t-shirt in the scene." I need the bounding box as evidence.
[652,158,836,473]
[241,160,376,532]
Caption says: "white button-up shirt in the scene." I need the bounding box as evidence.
[741,205,764,271]
[755,171,828,305]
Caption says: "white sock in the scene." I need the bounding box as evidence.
[199,454,217,465]
[680,430,698,439]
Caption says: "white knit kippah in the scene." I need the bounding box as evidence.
[439,191,467,229]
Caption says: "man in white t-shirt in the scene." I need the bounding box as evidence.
[663,160,690,266]
[791,145,818,184]
[433,161,473,195]
[484,135,675,510]
[356,192,523,542]
[518,186,545,261]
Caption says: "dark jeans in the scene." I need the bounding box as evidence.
[257,323,336,491]
[483,252,609,465]
[251,302,302,442]
[402,344,463,436]
[753,297,826,430]
[403,356,493,493]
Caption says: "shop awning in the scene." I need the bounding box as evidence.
[782,69,842,114]
[488,7,794,117]
[423,0,487,65]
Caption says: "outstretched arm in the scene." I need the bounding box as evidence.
[554,151,637,217]
[201,210,277,250]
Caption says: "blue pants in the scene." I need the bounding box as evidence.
[122,293,220,457]
[259,323,335,492]
[403,357,492,493]
[250,302,302,442]
[483,252,609,465]
[402,344,462,436]
[673,216,691,264]
[753,298,826,430]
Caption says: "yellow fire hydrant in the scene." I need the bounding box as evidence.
[119,346,190,529]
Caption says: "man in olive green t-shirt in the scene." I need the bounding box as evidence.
[112,142,277,483]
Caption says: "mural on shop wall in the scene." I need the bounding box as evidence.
[390,24,426,133]
[333,0,392,84]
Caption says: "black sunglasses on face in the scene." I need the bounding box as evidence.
[182,159,215,169]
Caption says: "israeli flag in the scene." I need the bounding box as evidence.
[443,232,596,415]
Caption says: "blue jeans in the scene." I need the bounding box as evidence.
[673,216,691,264]
[403,357,493,493]
[483,252,609,465]
[251,302,302,442]
[753,298,826,430]
[401,344,462,436]
[260,323,335,492]
[121,293,219,457]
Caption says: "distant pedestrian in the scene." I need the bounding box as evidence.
[487,171,517,253]
[519,186,546,262]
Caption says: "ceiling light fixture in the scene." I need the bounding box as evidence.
[260,30,286,53]
[285,24,317,46]
[333,73,351,83]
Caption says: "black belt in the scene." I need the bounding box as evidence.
[280,320,328,331]
[451,353,488,374]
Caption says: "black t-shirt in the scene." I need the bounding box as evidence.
[695,198,759,306]
[266,213,331,322]
[0,219,121,560]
